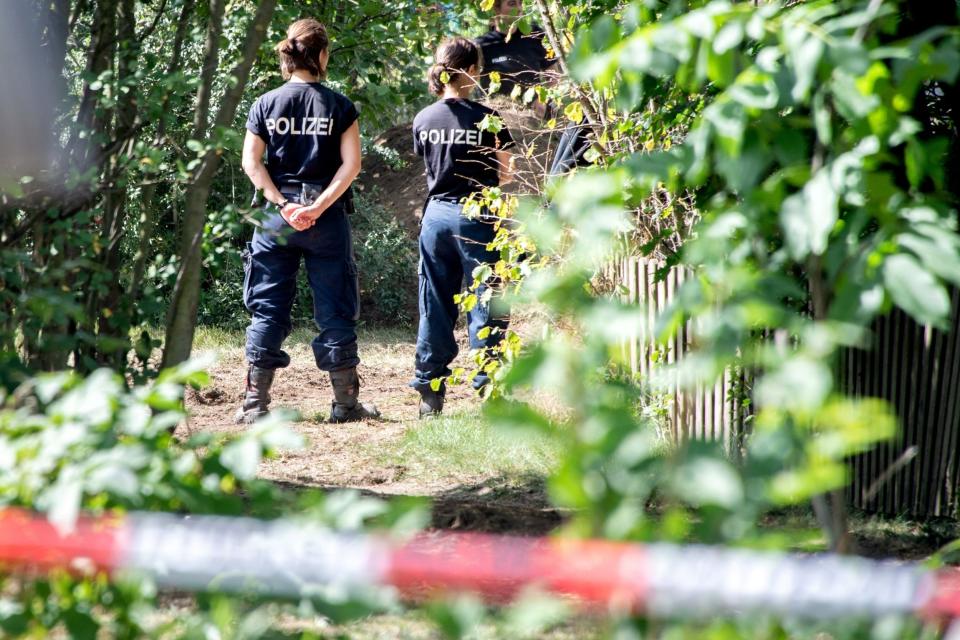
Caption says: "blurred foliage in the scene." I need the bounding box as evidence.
[447,0,960,636]
[0,361,427,637]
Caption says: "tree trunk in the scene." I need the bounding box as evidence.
[193,0,227,140]
[26,0,117,370]
[130,0,196,300]
[162,0,278,368]
[93,0,139,370]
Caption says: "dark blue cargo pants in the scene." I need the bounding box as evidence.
[243,196,360,372]
[411,198,508,393]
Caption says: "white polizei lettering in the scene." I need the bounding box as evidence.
[421,129,485,146]
[265,116,335,136]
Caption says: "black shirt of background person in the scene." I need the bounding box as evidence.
[246,82,359,189]
[475,25,555,96]
[413,98,515,203]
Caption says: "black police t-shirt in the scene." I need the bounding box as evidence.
[413,98,515,202]
[246,82,359,189]
[475,25,555,96]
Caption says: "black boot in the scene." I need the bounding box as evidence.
[329,367,380,423]
[418,387,445,418]
[234,366,275,424]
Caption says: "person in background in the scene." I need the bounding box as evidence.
[238,18,379,424]
[475,0,592,173]
[474,0,558,100]
[410,37,515,417]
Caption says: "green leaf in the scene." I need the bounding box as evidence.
[564,101,584,124]
[884,254,951,329]
[713,19,744,55]
[728,73,779,110]
[813,89,833,145]
[898,232,960,288]
[427,595,486,639]
[757,357,832,412]
[789,36,824,102]
[220,437,262,481]
[671,453,744,509]
[477,113,504,134]
[780,169,837,259]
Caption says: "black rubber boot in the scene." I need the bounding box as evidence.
[329,367,380,423]
[234,366,275,425]
[418,387,445,418]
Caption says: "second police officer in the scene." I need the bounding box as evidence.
[410,37,516,417]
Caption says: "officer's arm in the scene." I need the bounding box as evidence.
[241,131,286,206]
[297,120,362,220]
[497,149,515,185]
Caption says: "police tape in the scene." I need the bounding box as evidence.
[2,508,960,621]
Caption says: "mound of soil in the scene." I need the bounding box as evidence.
[357,124,427,239]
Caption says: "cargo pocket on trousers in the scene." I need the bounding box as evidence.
[344,260,360,321]
[241,242,254,311]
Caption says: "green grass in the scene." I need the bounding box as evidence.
[188,324,414,350]
[386,410,562,486]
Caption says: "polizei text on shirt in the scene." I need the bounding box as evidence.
[265,117,335,136]
[419,128,484,146]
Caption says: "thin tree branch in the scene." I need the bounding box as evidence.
[137,0,169,42]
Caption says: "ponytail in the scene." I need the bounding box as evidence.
[428,63,447,96]
[277,19,329,80]
[428,37,483,96]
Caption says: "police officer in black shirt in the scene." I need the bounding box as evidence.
[238,18,379,424]
[411,37,515,417]
[474,0,557,99]
[476,0,592,173]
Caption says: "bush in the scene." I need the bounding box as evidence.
[351,191,418,325]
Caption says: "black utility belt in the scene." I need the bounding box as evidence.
[275,183,355,213]
[278,182,325,203]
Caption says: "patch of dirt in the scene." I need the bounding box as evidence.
[179,328,560,537]
[357,125,427,238]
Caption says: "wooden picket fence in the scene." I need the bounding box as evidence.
[610,256,960,517]
[840,289,960,517]
[606,257,751,451]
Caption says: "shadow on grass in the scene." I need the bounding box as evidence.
[269,473,564,537]
[430,473,564,535]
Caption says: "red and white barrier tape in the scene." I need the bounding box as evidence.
[2,508,959,620]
